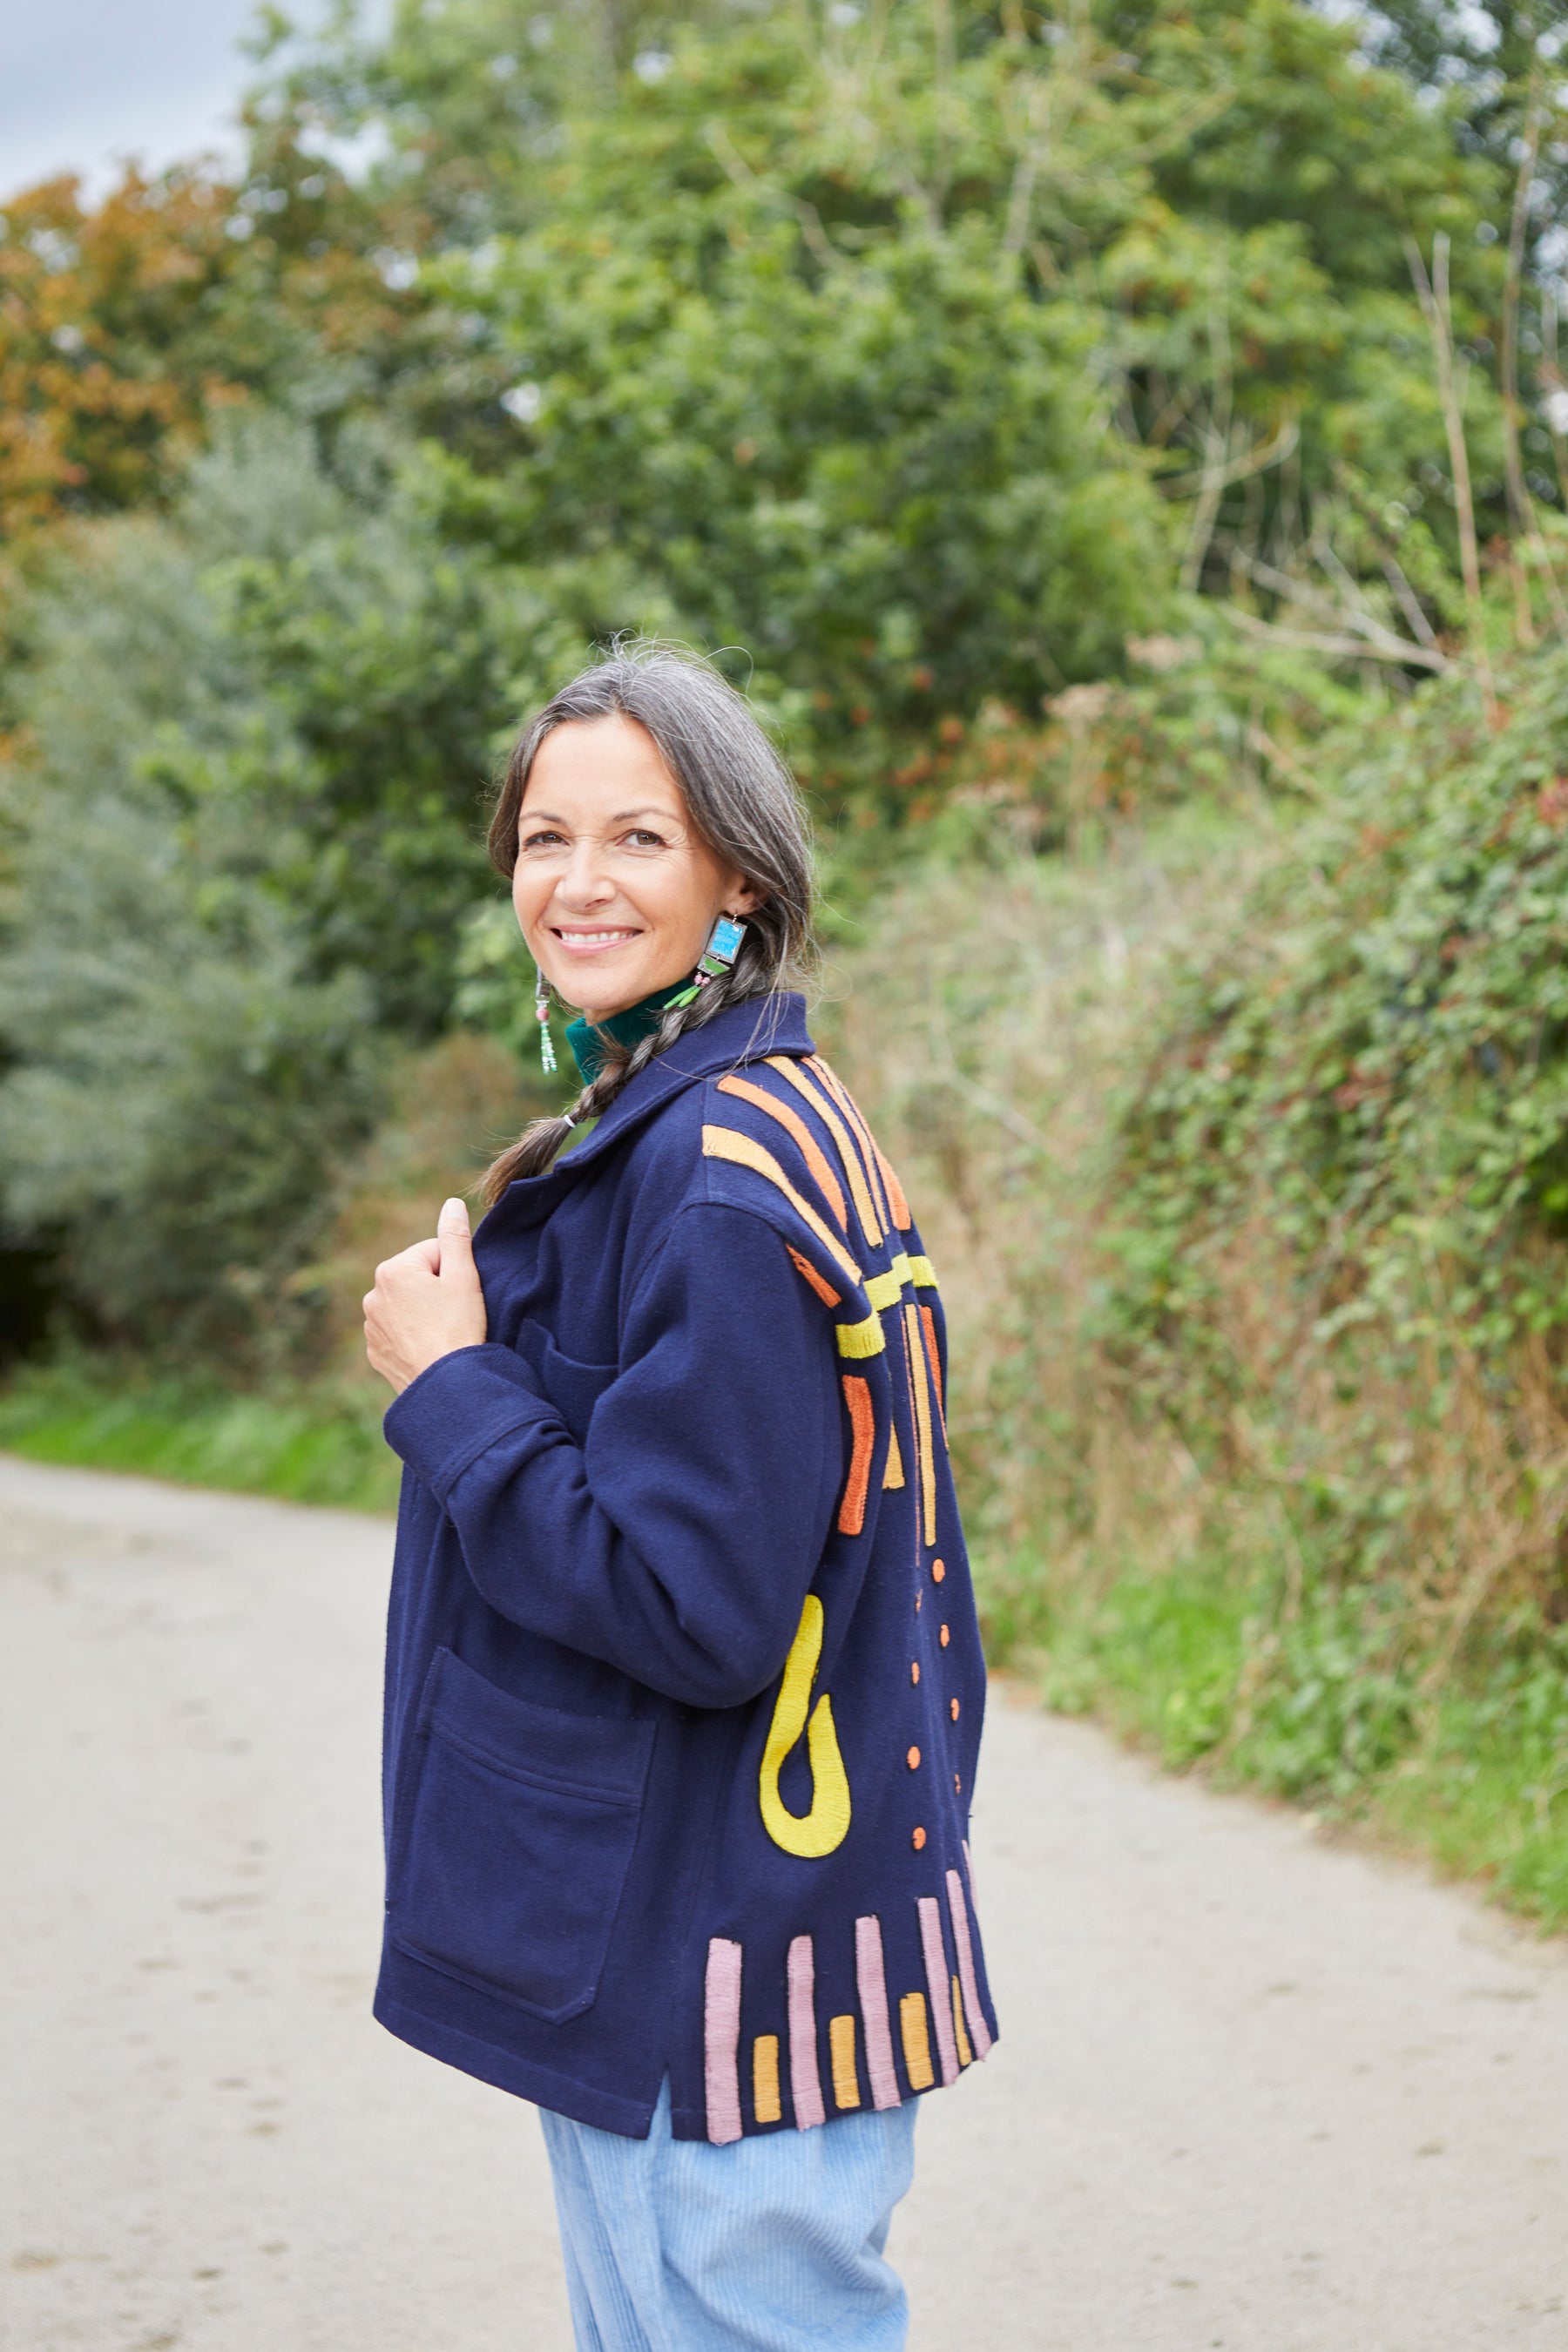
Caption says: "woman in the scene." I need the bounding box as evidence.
[362,643,997,2350]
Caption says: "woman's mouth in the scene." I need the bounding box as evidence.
[552,926,643,956]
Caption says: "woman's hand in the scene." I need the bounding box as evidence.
[363,1197,489,1395]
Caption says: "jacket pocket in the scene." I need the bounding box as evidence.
[389,1648,654,2024]
[513,1318,619,1443]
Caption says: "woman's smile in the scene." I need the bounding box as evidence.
[551,924,646,957]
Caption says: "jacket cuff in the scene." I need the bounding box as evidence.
[383,1343,551,1504]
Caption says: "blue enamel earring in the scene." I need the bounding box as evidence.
[668,913,747,1008]
[535,966,558,1074]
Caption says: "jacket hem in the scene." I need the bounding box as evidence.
[374,1988,659,2139]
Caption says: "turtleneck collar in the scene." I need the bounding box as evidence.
[564,981,692,1085]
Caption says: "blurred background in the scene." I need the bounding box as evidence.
[3,0,1567,1929]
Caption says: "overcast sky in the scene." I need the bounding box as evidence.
[0,0,375,202]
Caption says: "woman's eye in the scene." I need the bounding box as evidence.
[625,829,666,849]
[520,829,566,851]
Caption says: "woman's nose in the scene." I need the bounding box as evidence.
[554,843,616,908]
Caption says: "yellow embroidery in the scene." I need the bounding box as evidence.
[753,2034,781,2125]
[835,1311,885,1359]
[864,1252,913,1309]
[808,1058,898,1237]
[759,1595,852,1858]
[829,2015,861,2110]
[702,1125,860,1285]
[909,1254,938,1288]
[883,1418,906,1489]
[951,1977,973,2069]
[900,1991,934,2091]
[717,1073,848,1229]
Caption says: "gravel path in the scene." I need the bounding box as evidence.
[3,1452,1565,2351]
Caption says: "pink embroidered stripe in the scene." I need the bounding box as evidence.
[945,1868,992,2060]
[916,1896,960,2085]
[787,1933,826,2129]
[703,1938,744,2145]
[855,1915,902,2111]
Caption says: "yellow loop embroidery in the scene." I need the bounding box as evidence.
[759,1595,852,1858]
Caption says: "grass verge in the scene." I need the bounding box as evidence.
[0,1362,400,1514]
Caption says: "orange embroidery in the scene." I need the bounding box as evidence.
[951,1976,973,2069]
[788,1247,841,1308]
[766,1058,882,1247]
[838,1375,875,1537]
[911,1661,920,1685]
[932,1558,945,1583]
[829,2014,861,2110]
[940,1625,950,1648]
[950,1698,960,1720]
[907,1745,920,1769]
[875,1142,912,1231]
[701,1125,860,1283]
[719,1073,848,1229]
[919,1304,946,1434]
[912,1825,926,1850]
[900,1991,934,2091]
[807,1058,896,1237]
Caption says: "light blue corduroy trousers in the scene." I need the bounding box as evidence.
[537,2078,918,2351]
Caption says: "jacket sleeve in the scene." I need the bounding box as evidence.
[382,1201,843,1709]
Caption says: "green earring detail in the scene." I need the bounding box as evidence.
[667,913,747,1010]
[535,966,558,1074]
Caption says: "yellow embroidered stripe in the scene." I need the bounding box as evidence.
[835,1312,885,1359]
[909,1254,938,1288]
[753,2035,781,2126]
[701,1125,861,1286]
[807,1058,898,1238]
[864,1253,913,1309]
[951,1977,973,2070]
[716,1073,848,1230]
[829,2015,862,2110]
[882,1417,906,1489]
[899,1991,935,2092]
[903,1301,938,1544]
[766,1058,882,1247]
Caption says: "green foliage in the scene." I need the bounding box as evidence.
[0,1358,399,1511]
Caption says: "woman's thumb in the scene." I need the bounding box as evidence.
[436,1195,474,1275]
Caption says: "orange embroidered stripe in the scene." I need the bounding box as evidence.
[903,1301,938,1544]
[919,1303,946,1434]
[875,1142,912,1232]
[838,1375,875,1536]
[765,1058,882,1248]
[788,1246,840,1308]
[717,1073,848,1230]
[829,2014,861,2110]
[701,1125,860,1285]
[899,1991,935,2092]
[804,1057,896,1238]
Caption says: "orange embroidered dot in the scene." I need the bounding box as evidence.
[907,1746,921,1770]
[916,1592,923,1612]
[912,1826,926,1850]
[911,1661,920,1686]
[939,1624,950,1647]
[932,1558,946,1583]
[950,1698,960,1720]
[954,1773,962,1794]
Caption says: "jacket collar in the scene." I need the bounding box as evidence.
[482,991,816,1232]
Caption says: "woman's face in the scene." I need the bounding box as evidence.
[514,713,760,1021]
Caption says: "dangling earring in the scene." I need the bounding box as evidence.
[668,913,747,1009]
[535,966,558,1075]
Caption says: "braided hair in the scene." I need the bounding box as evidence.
[481,642,817,1203]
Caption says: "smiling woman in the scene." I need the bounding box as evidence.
[356,639,997,2352]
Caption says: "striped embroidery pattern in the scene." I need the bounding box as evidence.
[704,1938,744,2144]
[951,1977,973,2070]
[903,1301,939,1544]
[917,1896,960,2086]
[838,1375,875,1536]
[855,1915,902,2110]
[701,1125,859,1283]
[788,1935,826,2128]
[946,1868,993,2059]
[787,1245,840,1308]
[919,1302,946,1433]
[766,1058,883,1246]
[808,1057,897,1235]
[718,1073,848,1228]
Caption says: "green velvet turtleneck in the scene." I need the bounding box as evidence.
[564,981,691,1085]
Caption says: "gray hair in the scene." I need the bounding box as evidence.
[482,641,817,1198]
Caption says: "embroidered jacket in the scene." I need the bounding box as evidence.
[377,992,997,2141]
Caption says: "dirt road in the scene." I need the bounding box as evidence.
[3,1452,1565,2351]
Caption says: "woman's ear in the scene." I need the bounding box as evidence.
[730,880,768,916]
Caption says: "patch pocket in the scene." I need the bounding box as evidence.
[514,1318,619,1442]
[389,1649,654,2024]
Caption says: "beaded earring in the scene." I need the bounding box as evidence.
[534,966,558,1074]
[667,913,747,1010]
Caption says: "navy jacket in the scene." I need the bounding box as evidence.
[376,992,997,2140]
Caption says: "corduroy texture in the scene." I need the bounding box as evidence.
[375,994,997,2140]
